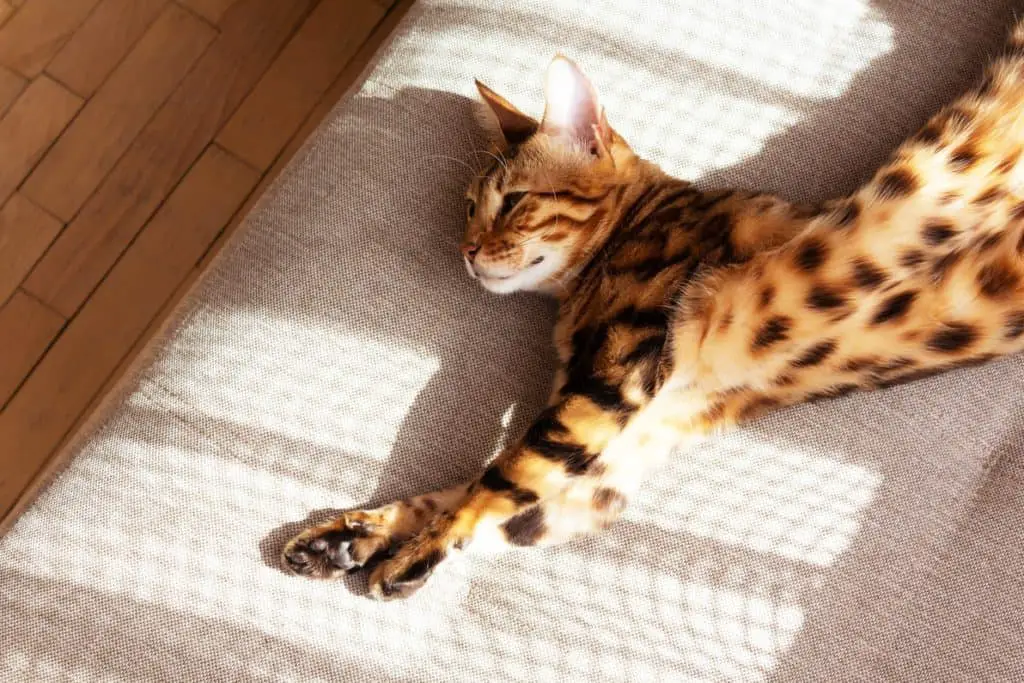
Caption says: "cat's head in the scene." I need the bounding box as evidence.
[462,56,640,295]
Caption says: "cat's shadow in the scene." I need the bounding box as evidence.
[258,0,1020,599]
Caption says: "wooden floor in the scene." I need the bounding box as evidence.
[0,0,411,526]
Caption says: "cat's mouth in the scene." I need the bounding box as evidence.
[463,257,505,281]
[464,256,545,282]
[464,263,513,282]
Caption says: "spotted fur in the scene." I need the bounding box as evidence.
[284,22,1024,600]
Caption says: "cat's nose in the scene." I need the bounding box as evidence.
[461,243,480,262]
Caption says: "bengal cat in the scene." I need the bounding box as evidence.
[283,20,1024,600]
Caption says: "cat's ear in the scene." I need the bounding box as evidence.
[540,55,612,156]
[475,80,540,146]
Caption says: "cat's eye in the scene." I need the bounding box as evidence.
[500,191,527,216]
[466,198,476,219]
[530,256,545,266]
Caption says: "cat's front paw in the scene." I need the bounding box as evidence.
[282,511,392,579]
[367,518,458,600]
[367,545,446,601]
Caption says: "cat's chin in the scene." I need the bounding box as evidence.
[478,264,561,294]
[478,274,529,295]
[479,276,564,296]
[471,255,563,295]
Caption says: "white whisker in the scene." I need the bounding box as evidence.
[472,149,508,172]
[455,120,485,173]
[419,154,477,176]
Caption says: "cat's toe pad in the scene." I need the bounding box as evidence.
[282,514,390,579]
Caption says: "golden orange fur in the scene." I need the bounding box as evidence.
[283,23,1024,601]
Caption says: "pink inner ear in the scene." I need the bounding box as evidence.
[541,57,603,144]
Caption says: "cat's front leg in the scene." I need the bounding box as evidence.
[282,485,470,579]
[365,387,695,600]
[365,477,633,600]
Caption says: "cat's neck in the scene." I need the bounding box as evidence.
[556,163,691,300]
[608,166,694,235]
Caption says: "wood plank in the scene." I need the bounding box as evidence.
[22,0,313,319]
[46,0,168,98]
[0,64,24,117]
[217,0,384,170]
[24,5,216,222]
[175,0,240,25]
[0,144,259,519]
[0,193,63,304]
[0,0,103,78]
[0,2,14,29]
[198,0,413,269]
[0,291,64,408]
[0,76,83,208]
